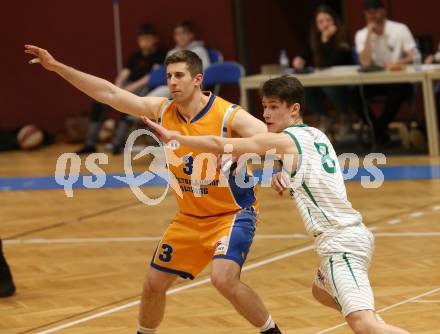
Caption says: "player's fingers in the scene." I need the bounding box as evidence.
[24,44,40,51]
[279,174,288,189]
[271,175,283,193]
[280,172,290,189]
[24,49,37,56]
[29,58,40,64]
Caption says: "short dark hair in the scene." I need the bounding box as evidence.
[138,23,157,36]
[175,20,194,33]
[364,0,384,9]
[261,75,305,115]
[165,50,203,77]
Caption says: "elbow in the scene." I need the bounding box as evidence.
[103,84,119,105]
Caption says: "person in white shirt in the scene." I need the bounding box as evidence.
[355,0,415,143]
[148,20,211,98]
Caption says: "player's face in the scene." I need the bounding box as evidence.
[166,62,202,103]
[137,34,157,52]
[262,96,297,133]
[174,27,194,48]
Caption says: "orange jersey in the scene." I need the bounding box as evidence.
[154,92,258,217]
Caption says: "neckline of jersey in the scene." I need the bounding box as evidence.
[176,92,216,124]
[285,123,308,129]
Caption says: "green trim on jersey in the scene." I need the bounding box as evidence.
[301,181,331,223]
[329,256,339,295]
[286,123,308,128]
[282,130,302,176]
[343,253,360,289]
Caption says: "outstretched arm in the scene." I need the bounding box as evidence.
[143,117,297,156]
[25,45,165,119]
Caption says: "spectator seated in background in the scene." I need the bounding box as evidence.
[77,23,166,155]
[292,6,356,138]
[148,20,211,98]
[355,0,416,143]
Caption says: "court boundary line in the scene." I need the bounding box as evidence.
[32,244,315,334]
[315,287,440,334]
[5,232,440,245]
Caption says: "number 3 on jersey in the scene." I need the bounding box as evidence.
[159,244,173,262]
[182,155,194,175]
[314,142,336,174]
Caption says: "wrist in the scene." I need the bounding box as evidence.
[52,60,66,73]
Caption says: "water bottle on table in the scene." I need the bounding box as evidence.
[279,49,290,74]
[413,46,422,72]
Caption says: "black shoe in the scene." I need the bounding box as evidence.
[0,259,16,297]
[261,324,281,334]
[76,145,97,154]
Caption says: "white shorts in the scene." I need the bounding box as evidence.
[314,227,375,317]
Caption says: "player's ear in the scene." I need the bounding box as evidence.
[194,73,203,87]
[291,103,301,117]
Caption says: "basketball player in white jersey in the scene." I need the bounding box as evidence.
[144,75,410,334]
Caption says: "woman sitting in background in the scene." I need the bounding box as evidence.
[293,6,355,138]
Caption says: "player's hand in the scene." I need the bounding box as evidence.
[141,116,178,143]
[271,172,289,196]
[24,45,59,71]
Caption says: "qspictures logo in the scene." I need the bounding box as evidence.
[54,130,386,205]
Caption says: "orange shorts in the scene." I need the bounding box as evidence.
[150,207,257,279]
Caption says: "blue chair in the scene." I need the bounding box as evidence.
[207,48,223,63]
[148,65,167,91]
[203,62,244,95]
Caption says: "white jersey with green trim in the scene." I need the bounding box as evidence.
[283,124,366,256]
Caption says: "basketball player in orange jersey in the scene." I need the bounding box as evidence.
[25,45,281,334]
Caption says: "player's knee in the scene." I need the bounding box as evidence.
[210,271,238,296]
[142,274,170,296]
[347,313,379,334]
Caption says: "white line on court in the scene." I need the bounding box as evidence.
[315,287,440,334]
[34,244,316,334]
[410,299,440,303]
[432,205,440,211]
[6,232,440,245]
[387,219,401,225]
[409,211,425,218]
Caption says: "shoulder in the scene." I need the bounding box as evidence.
[355,27,368,39]
[386,20,411,33]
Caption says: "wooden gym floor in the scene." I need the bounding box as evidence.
[0,145,439,333]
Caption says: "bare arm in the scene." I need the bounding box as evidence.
[114,68,130,87]
[25,45,165,119]
[143,117,295,156]
[230,108,268,138]
[359,30,374,66]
